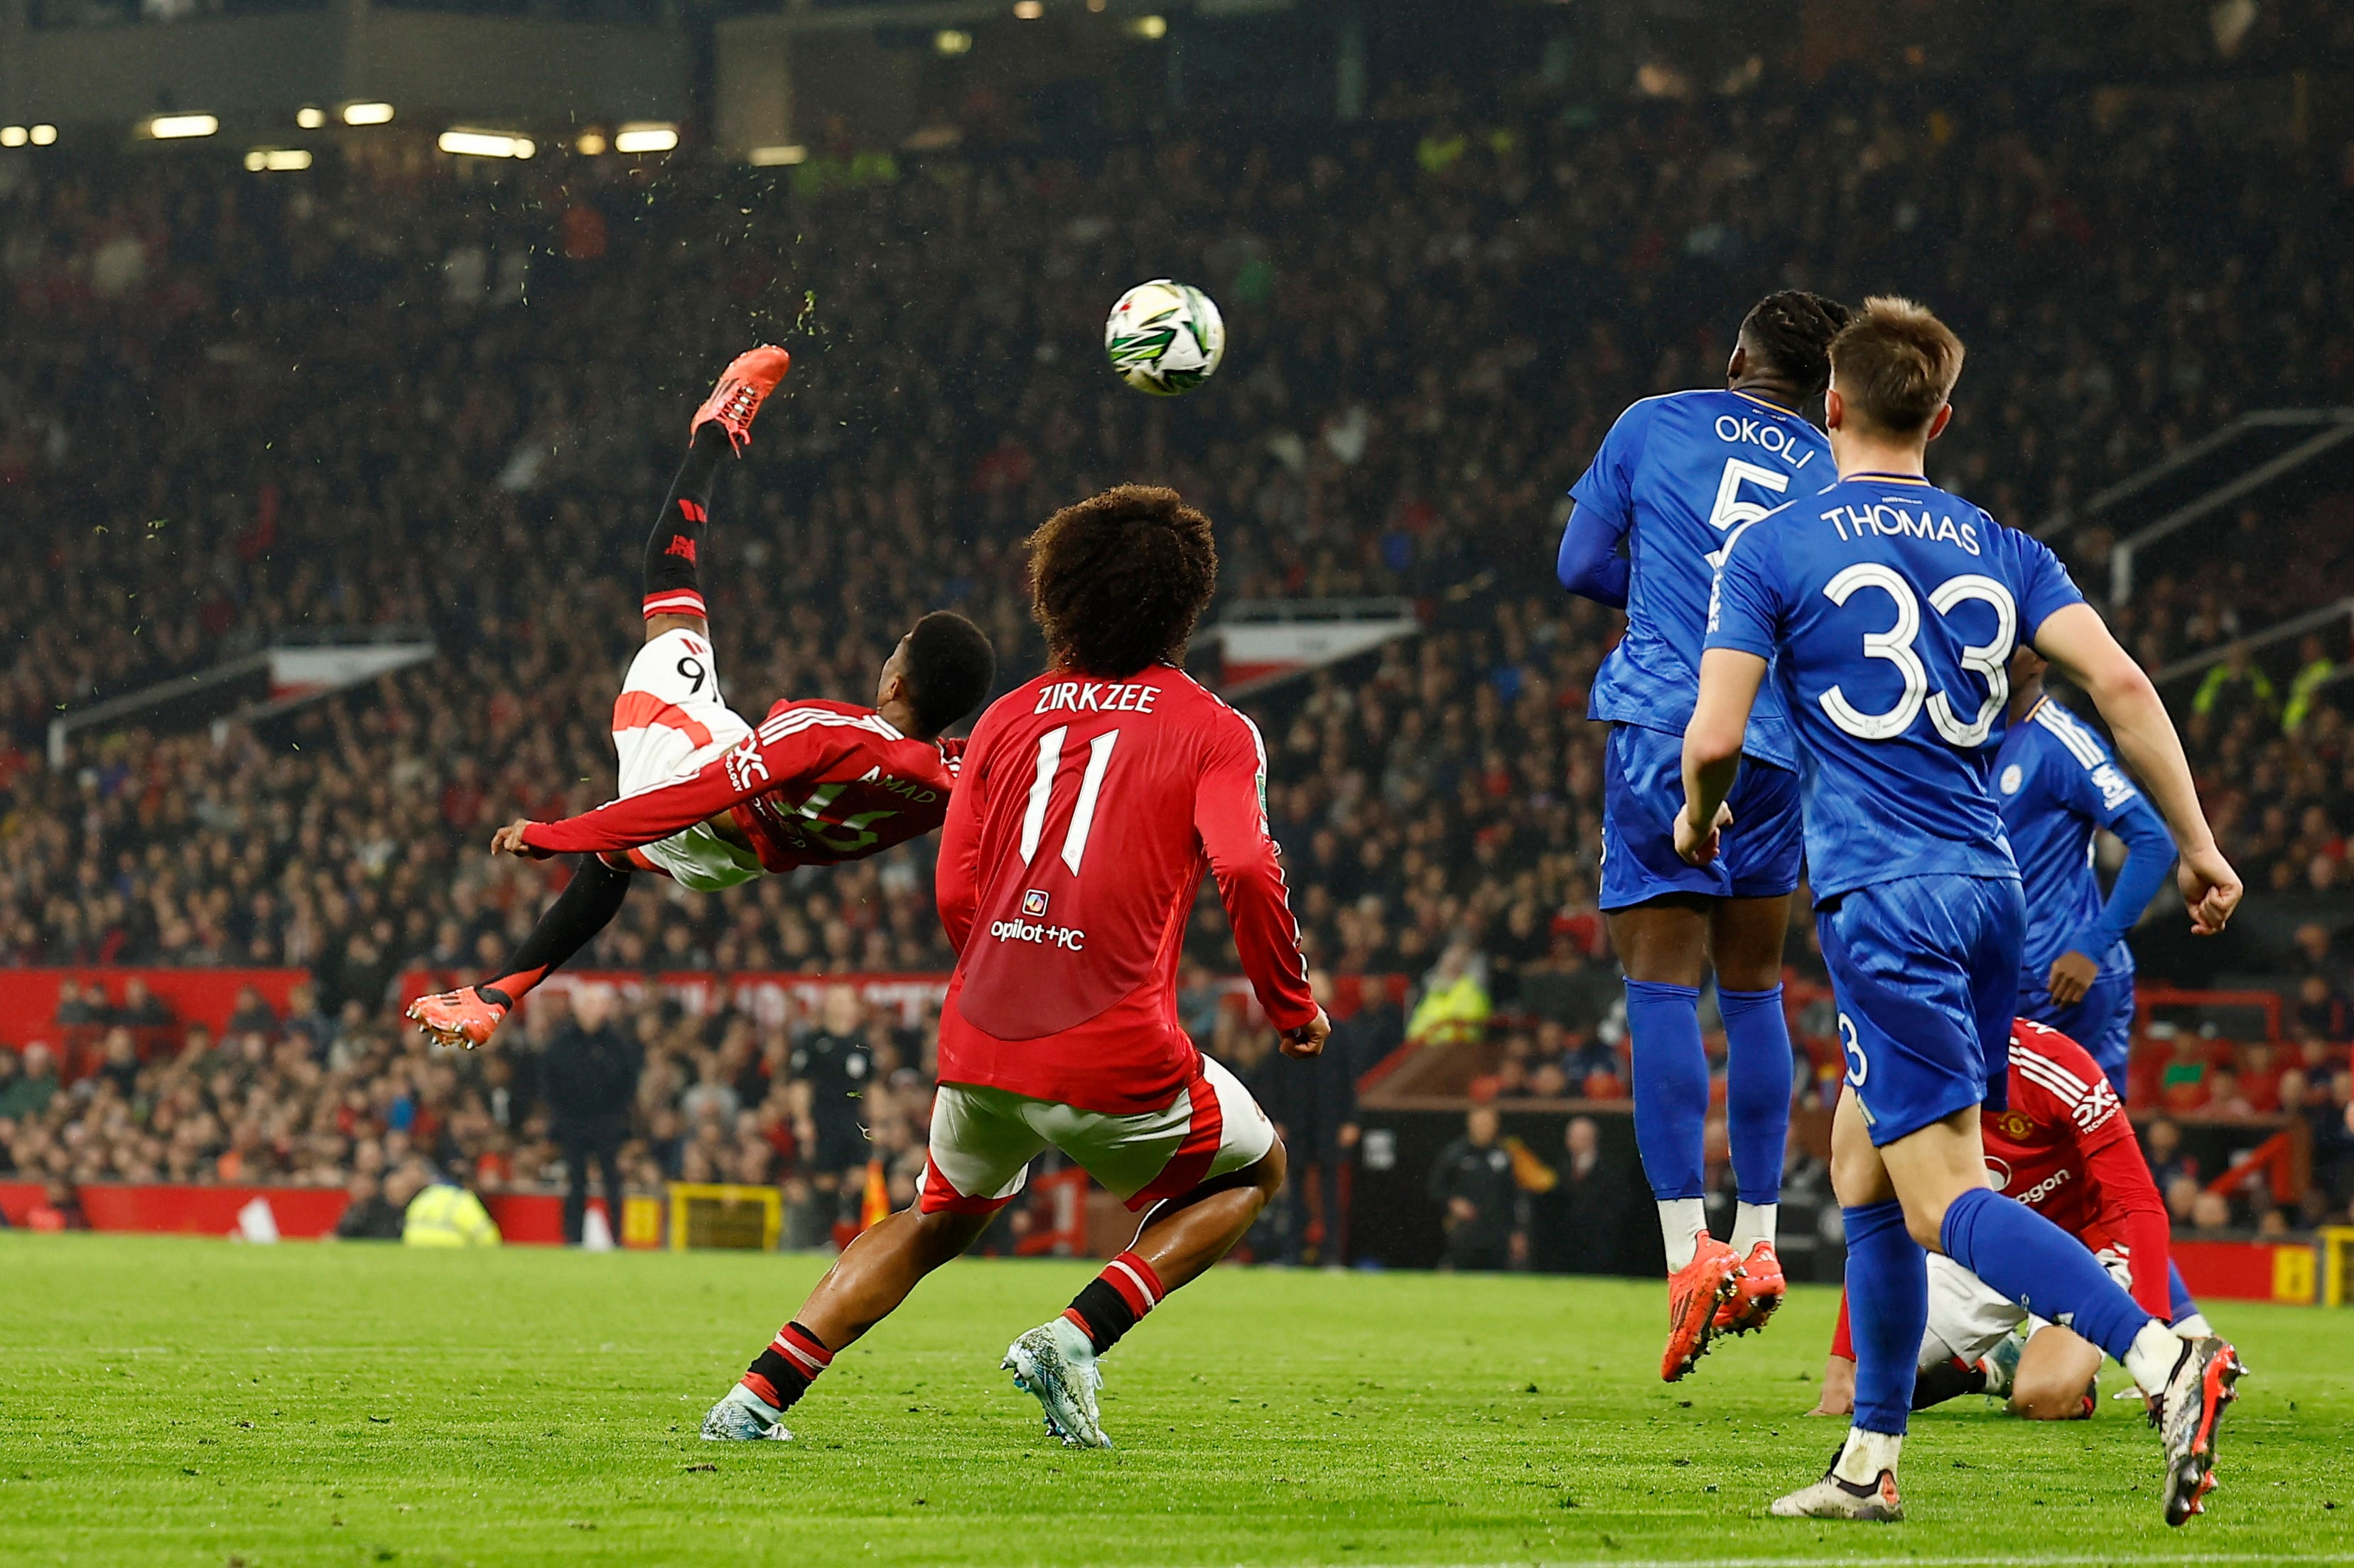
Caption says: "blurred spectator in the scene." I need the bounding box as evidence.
[539,985,639,1245]
[1523,1115,1625,1274]
[1427,1104,1513,1271]
[2141,1118,2191,1191]
[115,979,171,1029]
[26,1179,86,1233]
[2188,1189,2236,1235]
[52,980,101,1027]
[225,985,279,1039]
[1406,942,1491,1049]
[398,1162,502,1248]
[332,1171,406,1240]
[0,1046,58,1121]
[792,985,877,1218]
[1261,979,1360,1267]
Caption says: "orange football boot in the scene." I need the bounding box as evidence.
[1715,1239,1788,1334]
[1662,1235,1744,1382]
[405,987,507,1050]
[690,345,792,450]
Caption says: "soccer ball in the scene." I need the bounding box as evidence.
[1103,280,1226,396]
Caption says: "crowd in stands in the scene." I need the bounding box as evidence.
[3,62,2353,1241]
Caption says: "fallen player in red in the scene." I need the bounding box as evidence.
[1810,1017,2211,1420]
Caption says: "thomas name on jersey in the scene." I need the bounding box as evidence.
[1818,497,1983,555]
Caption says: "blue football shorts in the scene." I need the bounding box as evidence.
[2017,963,2135,1097]
[1598,722,1803,912]
[1817,873,2024,1147]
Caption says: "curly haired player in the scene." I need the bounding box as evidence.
[699,484,1329,1449]
[406,348,995,1050]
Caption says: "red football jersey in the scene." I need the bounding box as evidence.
[1983,1018,2171,1319]
[520,698,961,871]
[934,665,1316,1115]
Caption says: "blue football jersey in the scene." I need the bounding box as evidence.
[1705,471,2085,900]
[1570,389,1831,767]
[1994,696,2164,978]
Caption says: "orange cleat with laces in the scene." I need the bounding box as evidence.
[1662,1235,1744,1382]
[405,986,507,1050]
[690,345,792,451]
[1715,1239,1787,1335]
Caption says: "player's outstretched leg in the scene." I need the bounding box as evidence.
[1938,1184,2245,1524]
[701,1204,996,1441]
[1006,1142,1288,1449]
[407,855,633,1047]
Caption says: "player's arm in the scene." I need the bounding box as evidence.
[1677,648,1764,864]
[1197,718,1327,1056]
[2032,602,2240,934]
[934,755,984,955]
[495,742,767,858]
[2052,786,2176,1005]
[1677,517,1780,865]
[2080,1131,2174,1321]
[1555,502,1631,609]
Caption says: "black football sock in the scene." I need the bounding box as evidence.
[479,855,632,1010]
[1062,1250,1165,1354]
[642,423,730,621]
[741,1321,834,1412]
[1911,1355,1989,1410]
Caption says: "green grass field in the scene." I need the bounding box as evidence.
[1,1235,2348,1567]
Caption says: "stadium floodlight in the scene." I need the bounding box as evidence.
[1013,0,1043,17]
[438,129,534,159]
[341,102,395,126]
[575,130,608,155]
[243,148,313,172]
[297,106,327,129]
[147,114,220,140]
[0,126,24,148]
[613,122,679,154]
[1127,14,1167,38]
[935,28,972,53]
[31,124,57,145]
[747,144,807,166]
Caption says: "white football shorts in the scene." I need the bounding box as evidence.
[610,627,761,892]
[920,1054,1274,1216]
[1918,1245,2134,1368]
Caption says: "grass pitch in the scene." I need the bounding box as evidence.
[1,1235,2348,1567]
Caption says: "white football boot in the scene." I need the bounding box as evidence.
[700,1382,792,1442]
[1003,1316,1112,1449]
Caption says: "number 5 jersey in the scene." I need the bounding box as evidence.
[933,665,1318,1116]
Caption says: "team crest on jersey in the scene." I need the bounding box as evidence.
[1022,889,1050,917]
[1997,1110,2034,1140]
[1999,763,2024,795]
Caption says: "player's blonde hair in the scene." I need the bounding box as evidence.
[1828,296,1965,436]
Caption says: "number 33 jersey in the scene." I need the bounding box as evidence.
[1571,388,1832,767]
[1704,472,2085,902]
[934,665,1318,1116]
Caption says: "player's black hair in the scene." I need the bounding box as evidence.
[1737,291,1854,399]
[900,611,996,738]
[1026,484,1218,678]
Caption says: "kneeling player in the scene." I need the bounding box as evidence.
[701,485,1329,1448]
[408,349,995,1049]
[1808,1019,2212,1421]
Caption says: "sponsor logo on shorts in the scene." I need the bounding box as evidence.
[1022,889,1049,917]
[989,916,1085,951]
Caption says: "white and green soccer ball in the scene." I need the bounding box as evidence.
[1103,279,1226,396]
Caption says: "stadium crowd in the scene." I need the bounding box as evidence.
[3,65,2353,1240]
